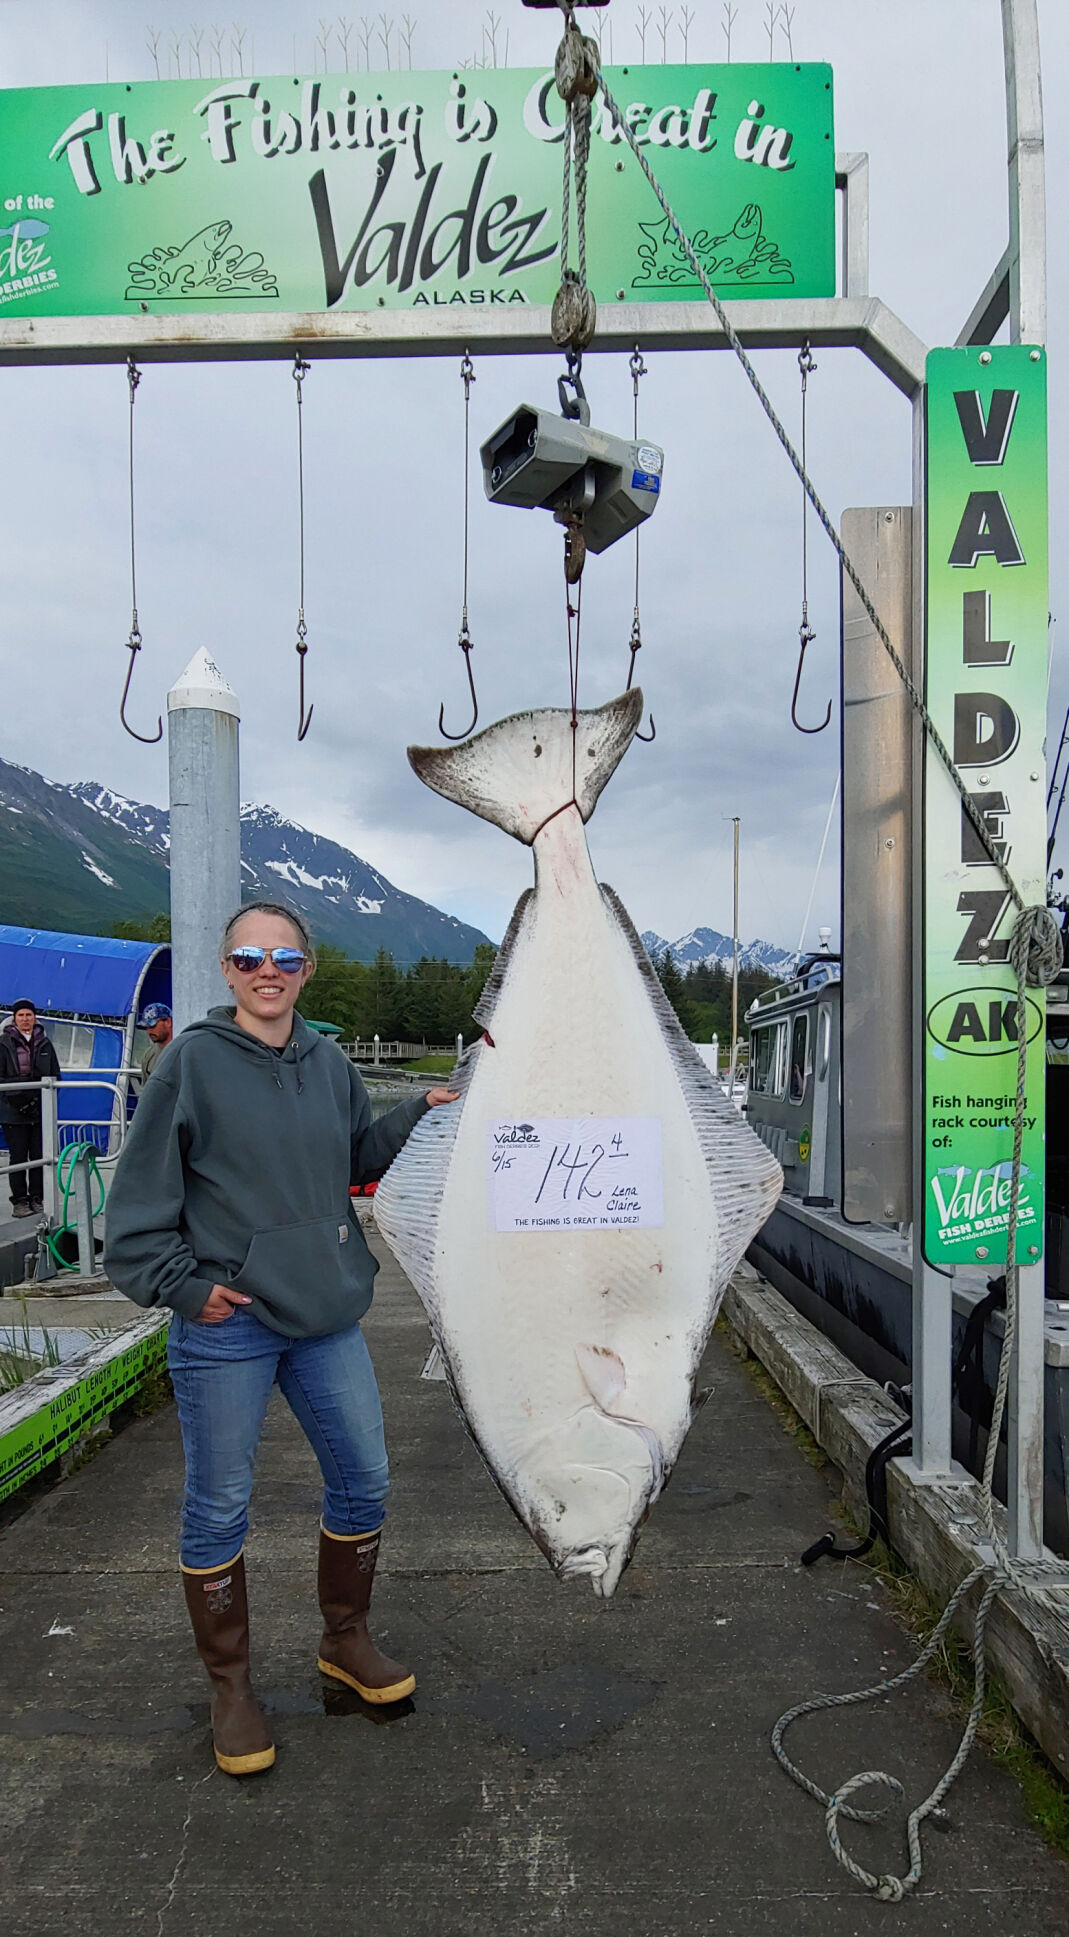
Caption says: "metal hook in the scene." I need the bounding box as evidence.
[296,629,313,743]
[791,620,831,735]
[438,627,479,741]
[119,628,163,745]
[636,713,656,742]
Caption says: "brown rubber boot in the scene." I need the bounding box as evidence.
[316,1526,415,1703]
[181,1552,276,1775]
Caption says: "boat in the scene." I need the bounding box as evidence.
[743,937,1069,1553]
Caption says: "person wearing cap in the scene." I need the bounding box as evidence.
[0,999,61,1217]
[138,1004,174,1084]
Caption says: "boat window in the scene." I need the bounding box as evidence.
[750,1024,778,1096]
[817,1004,832,1080]
[773,1021,789,1097]
[788,1014,809,1105]
[41,1020,96,1070]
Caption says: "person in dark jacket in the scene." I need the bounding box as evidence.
[104,901,458,1778]
[0,999,62,1217]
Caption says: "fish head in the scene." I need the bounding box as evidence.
[408,689,644,844]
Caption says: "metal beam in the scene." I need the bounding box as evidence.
[1003,0,1046,343]
[0,294,928,396]
[955,247,1012,348]
[835,152,870,301]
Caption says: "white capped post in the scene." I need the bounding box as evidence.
[167,649,241,1037]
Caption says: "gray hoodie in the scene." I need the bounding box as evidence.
[103,1008,428,1337]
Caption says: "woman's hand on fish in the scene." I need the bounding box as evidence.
[198,1284,253,1324]
[425,1088,461,1108]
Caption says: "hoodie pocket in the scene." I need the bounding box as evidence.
[231,1215,375,1336]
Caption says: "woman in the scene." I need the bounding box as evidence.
[0,998,62,1216]
[104,901,457,1777]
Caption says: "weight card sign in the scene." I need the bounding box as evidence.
[487,1117,663,1234]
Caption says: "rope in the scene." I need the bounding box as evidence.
[591,57,1040,921]
[586,44,1069,1904]
[771,908,1065,1903]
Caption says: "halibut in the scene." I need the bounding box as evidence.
[375,690,782,1595]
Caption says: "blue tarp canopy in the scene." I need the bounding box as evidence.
[0,925,170,1021]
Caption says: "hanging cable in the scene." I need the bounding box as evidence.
[118,357,163,745]
[791,342,831,735]
[626,345,656,742]
[292,355,313,742]
[439,351,480,740]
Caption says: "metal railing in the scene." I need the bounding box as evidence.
[1,1071,139,1273]
[342,1035,464,1064]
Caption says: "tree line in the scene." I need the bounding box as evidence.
[111,915,782,1046]
[653,950,782,1047]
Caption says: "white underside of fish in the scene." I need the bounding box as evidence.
[375,693,782,1595]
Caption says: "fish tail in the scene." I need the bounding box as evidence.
[408,690,643,845]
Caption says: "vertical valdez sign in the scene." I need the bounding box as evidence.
[924,346,1048,1268]
[0,65,833,318]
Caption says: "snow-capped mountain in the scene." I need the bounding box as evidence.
[640,925,798,979]
[0,758,490,965]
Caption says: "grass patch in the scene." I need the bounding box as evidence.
[0,1300,62,1393]
[715,1313,828,1471]
[717,1309,1069,1861]
[399,1055,457,1075]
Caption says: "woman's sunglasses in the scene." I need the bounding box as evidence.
[227,946,307,975]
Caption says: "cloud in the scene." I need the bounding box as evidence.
[0,0,1065,959]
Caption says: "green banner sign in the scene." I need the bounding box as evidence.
[0,1320,168,1503]
[0,63,834,319]
[923,345,1048,1268]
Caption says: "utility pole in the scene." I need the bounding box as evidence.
[167,650,241,1035]
[728,816,740,1097]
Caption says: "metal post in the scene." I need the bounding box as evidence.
[1008,1261,1046,1556]
[72,1152,98,1278]
[373,1034,380,1066]
[906,382,954,1478]
[456,1033,463,1062]
[840,506,914,1224]
[167,650,241,1036]
[1002,0,1046,345]
[39,1077,58,1226]
[727,818,740,1098]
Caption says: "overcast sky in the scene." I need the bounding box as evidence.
[0,0,1065,953]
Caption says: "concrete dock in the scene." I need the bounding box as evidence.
[1,1237,1067,1935]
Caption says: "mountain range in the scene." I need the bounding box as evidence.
[0,756,797,975]
[640,926,797,979]
[0,757,490,965]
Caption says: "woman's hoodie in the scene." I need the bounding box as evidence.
[103,1008,428,1337]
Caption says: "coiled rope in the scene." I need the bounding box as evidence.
[579,26,1068,1903]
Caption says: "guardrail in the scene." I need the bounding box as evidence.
[0,1070,140,1273]
[342,1036,464,1064]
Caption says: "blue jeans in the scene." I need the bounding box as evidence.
[167,1308,390,1569]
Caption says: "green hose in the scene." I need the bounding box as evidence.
[42,1141,107,1272]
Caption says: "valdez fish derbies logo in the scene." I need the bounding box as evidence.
[0,198,59,307]
[494,1123,540,1147]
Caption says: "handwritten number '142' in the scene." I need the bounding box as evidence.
[534,1143,606,1205]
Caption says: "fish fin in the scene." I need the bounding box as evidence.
[472,888,534,1033]
[408,691,643,845]
[599,883,784,1285]
[374,1095,462,1332]
[575,1341,627,1409]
